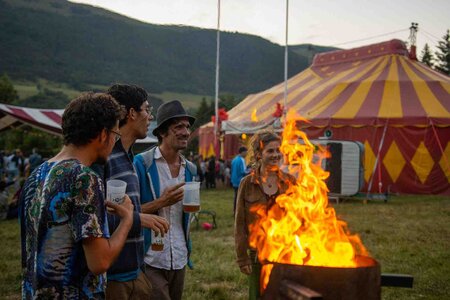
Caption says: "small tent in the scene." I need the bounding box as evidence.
[0,103,157,144]
[222,40,450,195]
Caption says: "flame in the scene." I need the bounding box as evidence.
[251,108,259,122]
[248,114,369,291]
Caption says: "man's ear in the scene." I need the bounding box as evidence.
[128,108,137,120]
[99,128,108,144]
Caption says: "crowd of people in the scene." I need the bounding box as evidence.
[9,83,288,300]
[193,155,232,189]
[0,148,42,182]
[0,148,43,220]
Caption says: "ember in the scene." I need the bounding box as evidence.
[248,113,370,291]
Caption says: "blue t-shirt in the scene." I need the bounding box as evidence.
[20,159,110,299]
[231,155,246,188]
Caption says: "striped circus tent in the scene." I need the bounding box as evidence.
[223,39,450,195]
[199,121,240,160]
[0,103,64,135]
[0,103,157,144]
[198,122,216,159]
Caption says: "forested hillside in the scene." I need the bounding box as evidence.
[0,0,317,97]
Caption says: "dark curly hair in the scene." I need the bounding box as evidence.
[62,93,123,146]
[107,84,148,127]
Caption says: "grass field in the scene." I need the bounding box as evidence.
[1,188,449,299]
[13,79,83,101]
[12,80,209,110]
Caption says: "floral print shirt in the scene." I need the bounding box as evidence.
[20,159,110,299]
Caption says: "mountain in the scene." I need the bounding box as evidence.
[0,0,335,99]
[290,44,340,65]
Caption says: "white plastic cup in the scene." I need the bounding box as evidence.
[182,182,200,213]
[151,230,164,251]
[106,179,127,204]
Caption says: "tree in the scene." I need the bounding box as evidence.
[435,30,450,75]
[0,126,62,158]
[218,93,239,111]
[0,73,19,104]
[420,43,434,68]
[194,97,214,129]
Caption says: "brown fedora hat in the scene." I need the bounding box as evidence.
[152,100,196,135]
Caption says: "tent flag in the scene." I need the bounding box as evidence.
[220,39,450,195]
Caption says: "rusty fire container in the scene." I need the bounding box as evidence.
[262,256,380,300]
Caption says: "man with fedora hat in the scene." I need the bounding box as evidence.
[134,100,197,300]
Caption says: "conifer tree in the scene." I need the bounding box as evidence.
[0,73,18,104]
[194,97,214,129]
[435,30,450,75]
[420,43,434,68]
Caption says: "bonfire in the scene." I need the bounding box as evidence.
[248,113,370,290]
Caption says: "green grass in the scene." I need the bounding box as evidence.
[1,190,449,299]
[0,219,21,299]
[12,80,208,109]
[13,79,82,101]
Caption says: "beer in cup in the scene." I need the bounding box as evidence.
[182,182,200,212]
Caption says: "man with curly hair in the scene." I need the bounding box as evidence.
[20,93,134,299]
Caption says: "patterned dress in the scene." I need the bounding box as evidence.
[20,159,110,299]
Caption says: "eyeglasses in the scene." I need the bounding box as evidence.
[110,130,121,142]
[144,106,153,115]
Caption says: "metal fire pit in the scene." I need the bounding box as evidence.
[262,256,380,300]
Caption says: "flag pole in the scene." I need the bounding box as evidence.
[214,0,221,145]
[283,0,289,123]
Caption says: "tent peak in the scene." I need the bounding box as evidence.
[312,39,409,67]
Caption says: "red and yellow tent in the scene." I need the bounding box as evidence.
[223,40,450,195]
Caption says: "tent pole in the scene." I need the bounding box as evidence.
[214,0,221,154]
[366,120,389,202]
[283,0,289,124]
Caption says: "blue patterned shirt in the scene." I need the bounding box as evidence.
[20,159,110,299]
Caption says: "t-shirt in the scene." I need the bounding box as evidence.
[20,159,110,299]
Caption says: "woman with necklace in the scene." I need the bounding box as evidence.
[234,131,296,299]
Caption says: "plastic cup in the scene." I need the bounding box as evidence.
[106,179,127,204]
[151,230,164,251]
[182,182,200,213]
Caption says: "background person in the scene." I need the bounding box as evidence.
[28,148,42,175]
[231,146,248,214]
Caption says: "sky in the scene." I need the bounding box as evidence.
[70,0,449,54]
